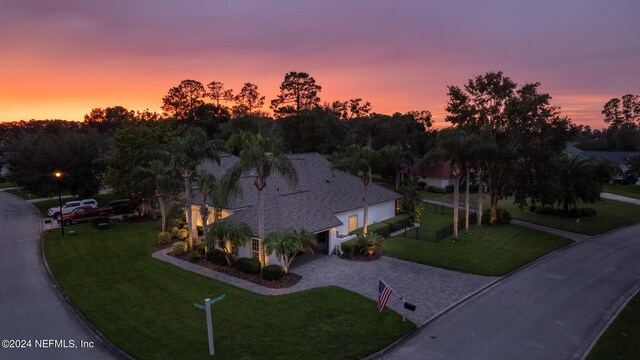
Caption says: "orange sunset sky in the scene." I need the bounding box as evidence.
[1,1,638,129]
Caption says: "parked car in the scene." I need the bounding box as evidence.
[57,205,114,226]
[105,199,132,215]
[48,199,98,217]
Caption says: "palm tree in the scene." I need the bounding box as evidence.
[264,228,317,273]
[553,153,601,213]
[168,127,221,249]
[226,131,298,267]
[132,160,179,233]
[196,171,240,246]
[590,157,620,190]
[460,133,481,231]
[346,143,379,237]
[424,128,471,240]
[205,221,252,266]
[378,144,412,190]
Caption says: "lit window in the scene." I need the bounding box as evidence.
[251,238,260,260]
[348,215,358,232]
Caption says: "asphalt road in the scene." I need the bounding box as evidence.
[0,192,114,359]
[383,223,640,360]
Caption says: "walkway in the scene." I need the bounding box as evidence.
[0,192,114,359]
[601,192,640,206]
[153,249,495,324]
[381,223,640,360]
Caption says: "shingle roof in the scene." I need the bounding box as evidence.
[566,145,640,164]
[195,153,400,235]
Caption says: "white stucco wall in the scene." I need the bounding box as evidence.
[419,177,454,188]
[333,200,396,237]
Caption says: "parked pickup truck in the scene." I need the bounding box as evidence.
[48,199,98,217]
[58,205,114,226]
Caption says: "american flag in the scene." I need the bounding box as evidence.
[378,279,394,312]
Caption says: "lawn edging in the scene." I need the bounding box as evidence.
[365,233,579,359]
[32,200,134,360]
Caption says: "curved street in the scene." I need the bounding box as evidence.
[0,192,114,359]
[382,223,640,360]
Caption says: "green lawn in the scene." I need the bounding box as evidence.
[384,224,572,276]
[44,221,413,360]
[419,191,640,236]
[0,181,17,189]
[587,291,640,360]
[6,187,36,199]
[35,193,117,216]
[603,183,640,200]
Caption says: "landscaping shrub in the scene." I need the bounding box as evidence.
[426,186,446,194]
[482,208,512,225]
[157,232,171,245]
[262,264,285,281]
[416,182,426,190]
[384,214,412,232]
[340,239,357,258]
[444,185,454,193]
[178,228,189,240]
[206,249,228,265]
[469,184,479,193]
[349,222,391,237]
[170,226,180,238]
[357,234,383,257]
[188,249,204,263]
[236,257,261,275]
[172,241,188,255]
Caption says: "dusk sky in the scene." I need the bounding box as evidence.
[1,0,638,128]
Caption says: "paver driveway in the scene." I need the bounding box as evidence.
[155,250,495,324]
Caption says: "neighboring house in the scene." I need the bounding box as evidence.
[566,144,640,181]
[402,158,454,189]
[192,153,400,267]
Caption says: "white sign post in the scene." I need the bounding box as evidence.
[194,294,225,356]
[205,298,214,356]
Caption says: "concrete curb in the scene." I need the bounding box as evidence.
[26,196,134,360]
[575,285,640,360]
[365,232,582,359]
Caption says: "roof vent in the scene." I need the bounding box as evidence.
[325,179,330,183]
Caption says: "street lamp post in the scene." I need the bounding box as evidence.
[54,171,64,235]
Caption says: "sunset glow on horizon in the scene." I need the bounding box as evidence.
[1,1,638,129]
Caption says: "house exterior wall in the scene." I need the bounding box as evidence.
[418,176,454,189]
[333,200,396,237]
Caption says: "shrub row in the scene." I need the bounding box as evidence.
[482,208,512,225]
[349,213,413,237]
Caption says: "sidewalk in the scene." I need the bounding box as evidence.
[601,192,640,206]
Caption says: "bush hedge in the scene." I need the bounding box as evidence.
[157,232,171,244]
[236,257,261,274]
[178,228,189,240]
[426,186,446,194]
[340,238,358,258]
[172,241,188,255]
[206,249,228,265]
[349,214,412,237]
[262,265,285,281]
[188,249,204,263]
[482,207,512,225]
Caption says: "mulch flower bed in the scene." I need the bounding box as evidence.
[168,251,302,289]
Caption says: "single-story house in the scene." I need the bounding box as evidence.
[402,158,454,189]
[192,152,400,267]
[566,144,640,181]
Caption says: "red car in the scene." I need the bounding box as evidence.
[58,205,114,226]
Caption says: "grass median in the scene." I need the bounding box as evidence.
[603,183,640,200]
[44,221,413,360]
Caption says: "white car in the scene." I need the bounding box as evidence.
[47,199,98,217]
